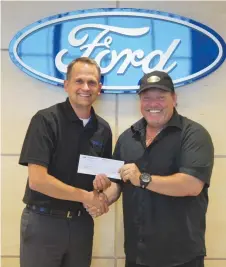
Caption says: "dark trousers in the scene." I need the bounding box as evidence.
[125,256,205,267]
[20,207,94,267]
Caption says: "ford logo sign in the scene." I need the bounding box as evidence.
[9,8,226,93]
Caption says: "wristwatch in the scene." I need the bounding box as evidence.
[139,173,152,189]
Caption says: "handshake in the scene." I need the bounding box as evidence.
[82,163,141,218]
[83,174,111,218]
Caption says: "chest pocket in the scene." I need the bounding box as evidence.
[135,129,182,176]
[89,138,104,157]
[79,129,105,157]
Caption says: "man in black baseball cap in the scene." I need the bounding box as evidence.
[85,69,214,267]
[99,69,214,267]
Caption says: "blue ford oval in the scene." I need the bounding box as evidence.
[9,8,226,93]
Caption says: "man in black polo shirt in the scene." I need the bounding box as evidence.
[88,70,214,267]
[19,57,112,267]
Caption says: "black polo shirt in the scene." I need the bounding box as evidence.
[113,110,214,267]
[19,98,112,211]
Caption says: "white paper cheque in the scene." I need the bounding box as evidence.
[77,155,124,180]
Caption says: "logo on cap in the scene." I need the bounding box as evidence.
[147,76,161,83]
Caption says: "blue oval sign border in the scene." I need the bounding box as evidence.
[9,8,226,93]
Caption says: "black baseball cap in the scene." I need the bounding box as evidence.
[138,70,175,94]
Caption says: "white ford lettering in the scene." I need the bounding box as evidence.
[55,24,181,75]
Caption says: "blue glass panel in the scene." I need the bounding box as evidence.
[9,8,226,93]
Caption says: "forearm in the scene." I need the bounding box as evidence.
[104,182,121,205]
[30,173,90,203]
[28,164,91,204]
[146,173,204,197]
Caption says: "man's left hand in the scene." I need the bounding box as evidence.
[93,174,111,191]
[119,163,141,186]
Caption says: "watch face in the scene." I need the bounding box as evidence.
[141,173,151,182]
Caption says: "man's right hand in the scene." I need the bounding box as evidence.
[83,191,109,218]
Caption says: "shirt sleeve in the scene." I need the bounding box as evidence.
[102,129,113,159]
[113,138,122,161]
[179,123,214,186]
[112,138,123,185]
[19,112,56,168]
